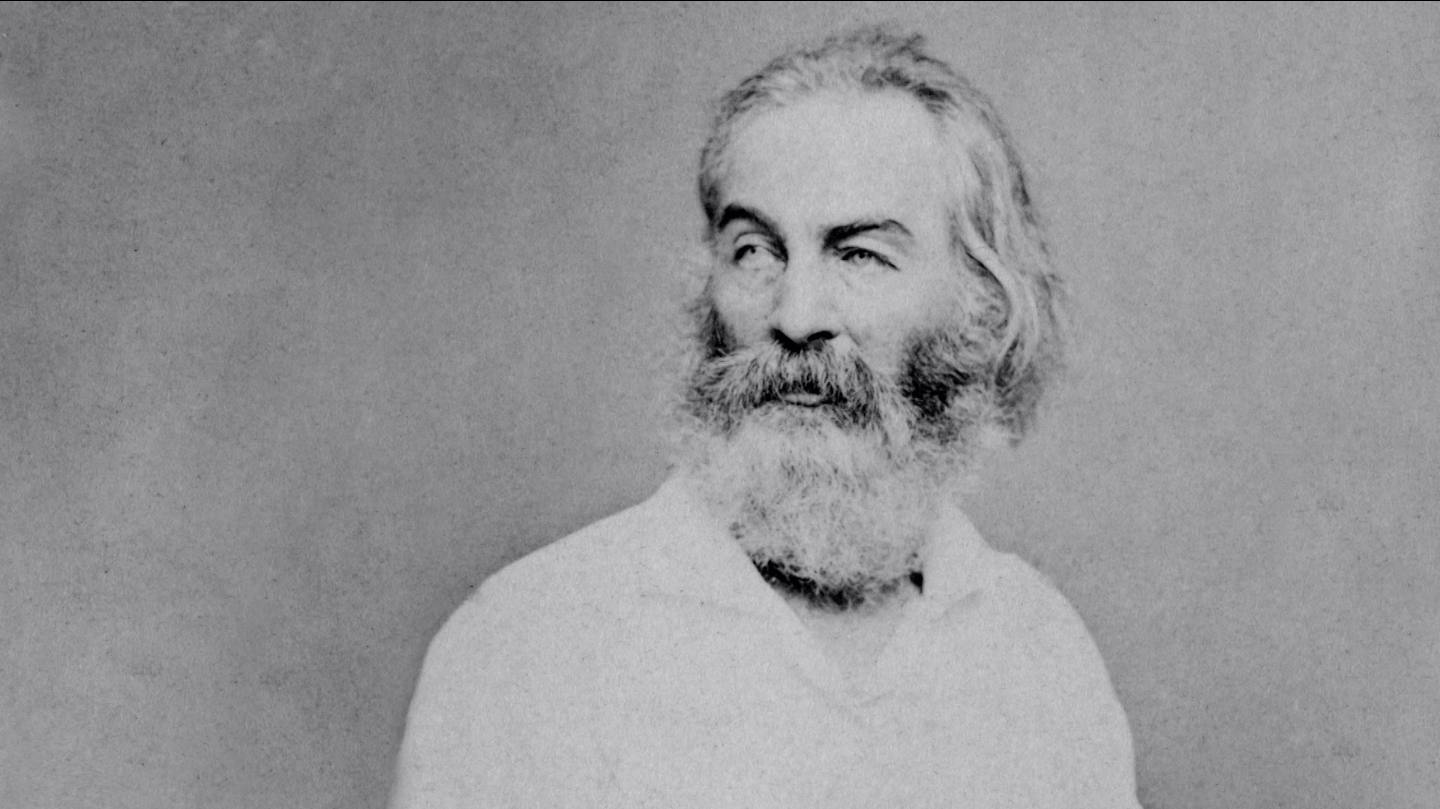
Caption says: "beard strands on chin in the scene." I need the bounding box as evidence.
[671,293,1003,602]
[679,341,939,600]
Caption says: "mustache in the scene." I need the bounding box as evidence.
[686,339,891,432]
[681,298,997,446]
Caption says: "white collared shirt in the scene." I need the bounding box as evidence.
[392,475,1140,809]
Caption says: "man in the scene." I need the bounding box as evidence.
[392,28,1139,809]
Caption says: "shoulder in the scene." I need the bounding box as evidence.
[986,554,1106,660]
[424,476,720,670]
[433,486,675,660]
[975,551,1139,805]
[392,485,687,807]
[972,551,1126,709]
[931,508,1116,680]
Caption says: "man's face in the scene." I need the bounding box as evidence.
[677,90,986,606]
[707,90,960,385]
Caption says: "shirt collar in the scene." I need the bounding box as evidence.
[919,498,995,607]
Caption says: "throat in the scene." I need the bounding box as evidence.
[767,569,922,681]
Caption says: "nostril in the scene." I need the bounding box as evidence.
[771,327,835,352]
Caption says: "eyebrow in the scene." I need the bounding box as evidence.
[715,206,915,250]
[715,204,781,239]
[823,219,914,249]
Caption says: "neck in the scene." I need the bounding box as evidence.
[771,566,922,682]
[754,558,924,613]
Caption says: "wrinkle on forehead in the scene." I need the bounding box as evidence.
[720,90,951,245]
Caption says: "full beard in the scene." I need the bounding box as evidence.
[673,300,1000,610]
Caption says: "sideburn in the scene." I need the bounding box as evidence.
[695,293,738,361]
[900,329,992,446]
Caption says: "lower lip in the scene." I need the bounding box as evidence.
[780,393,825,406]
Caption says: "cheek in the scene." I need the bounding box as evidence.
[710,273,775,345]
[846,287,955,373]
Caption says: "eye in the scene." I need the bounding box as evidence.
[733,243,782,273]
[838,247,894,270]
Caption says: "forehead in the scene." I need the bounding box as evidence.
[721,90,951,231]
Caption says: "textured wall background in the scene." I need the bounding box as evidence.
[2,3,1437,808]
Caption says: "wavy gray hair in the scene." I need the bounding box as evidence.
[698,28,1065,442]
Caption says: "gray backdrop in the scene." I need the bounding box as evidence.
[3,3,1437,808]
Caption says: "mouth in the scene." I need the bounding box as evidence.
[779,392,827,407]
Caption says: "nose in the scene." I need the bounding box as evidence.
[769,255,841,350]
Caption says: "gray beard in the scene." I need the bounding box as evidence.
[673,308,997,609]
[678,406,950,608]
